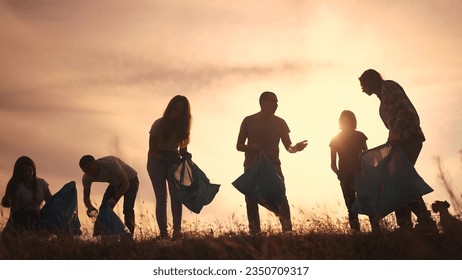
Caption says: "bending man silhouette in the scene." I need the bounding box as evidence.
[79,155,139,235]
[358,69,437,233]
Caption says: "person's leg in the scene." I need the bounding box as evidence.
[409,198,435,224]
[242,164,262,234]
[395,207,412,230]
[1,218,16,254]
[394,135,422,229]
[245,195,261,234]
[368,216,382,233]
[167,164,183,238]
[123,177,139,235]
[147,157,169,238]
[273,165,292,232]
[340,174,360,231]
[29,210,41,232]
[400,135,436,229]
[278,195,293,232]
[11,209,40,232]
[101,185,117,208]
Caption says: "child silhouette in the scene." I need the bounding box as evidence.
[330,110,380,233]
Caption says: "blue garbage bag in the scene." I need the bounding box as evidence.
[352,144,433,219]
[232,150,285,215]
[170,158,220,214]
[40,181,82,235]
[93,203,131,237]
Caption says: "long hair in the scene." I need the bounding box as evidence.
[339,110,357,130]
[1,156,38,208]
[160,95,192,148]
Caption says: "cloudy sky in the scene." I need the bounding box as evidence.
[1,0,461,231]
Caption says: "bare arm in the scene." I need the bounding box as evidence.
[236,121,256,152]
[330,147,339,174]
[82,178,95,211]
[288,140,308,153]
[43,184,52,204]
[281,132,308,153]
[362,141,368,152]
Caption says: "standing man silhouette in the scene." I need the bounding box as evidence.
[236,91,308,234]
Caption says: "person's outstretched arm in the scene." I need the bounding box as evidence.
[281,132,308,153]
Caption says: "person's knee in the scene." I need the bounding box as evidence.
[123,208,135,217]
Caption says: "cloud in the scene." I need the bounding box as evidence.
[1,0,461,227]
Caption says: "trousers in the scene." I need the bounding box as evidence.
[101,177,139,234]
[147,156,182,238]
[394,135,433,228]
[245,164,292,234]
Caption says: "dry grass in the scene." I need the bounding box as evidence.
[434,155,462,214]
[1,151,461,260]
[1,208,462,260]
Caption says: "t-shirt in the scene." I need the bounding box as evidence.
[82,156,137,187]
[11,178,49,213]
[330,130,368,174]
[379,80,425,142]
[149,118,180,151]
[239,113,290,167]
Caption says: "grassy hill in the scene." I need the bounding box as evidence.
[1,216,461,260]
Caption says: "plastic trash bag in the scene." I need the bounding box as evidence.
[352,144,433,219]
[40,181,82,235]
[174,159,193,187]
[170,158,220,214]
[93,203,131,237]
[232,150,285,215]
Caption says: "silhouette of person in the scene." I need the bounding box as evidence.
[147,95,192,240]
[79,154,139,235]
[358,69,437,233]
[236,91,308,234]
[330,110,380,233]
[1,156,52,240]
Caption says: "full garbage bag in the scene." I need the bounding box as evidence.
[352,144,433,219]
[170,158,220,214]
[232,150,285,215]
[40,181,82,235]
[93,203,131,237]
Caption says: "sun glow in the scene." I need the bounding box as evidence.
[1,1,461,235]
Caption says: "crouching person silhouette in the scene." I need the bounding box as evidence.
[79,155,139,236]
[1,156,52,243]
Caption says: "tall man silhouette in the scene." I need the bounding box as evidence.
[236,91,308,234]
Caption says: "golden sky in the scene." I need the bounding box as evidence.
[1,0,461,230]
